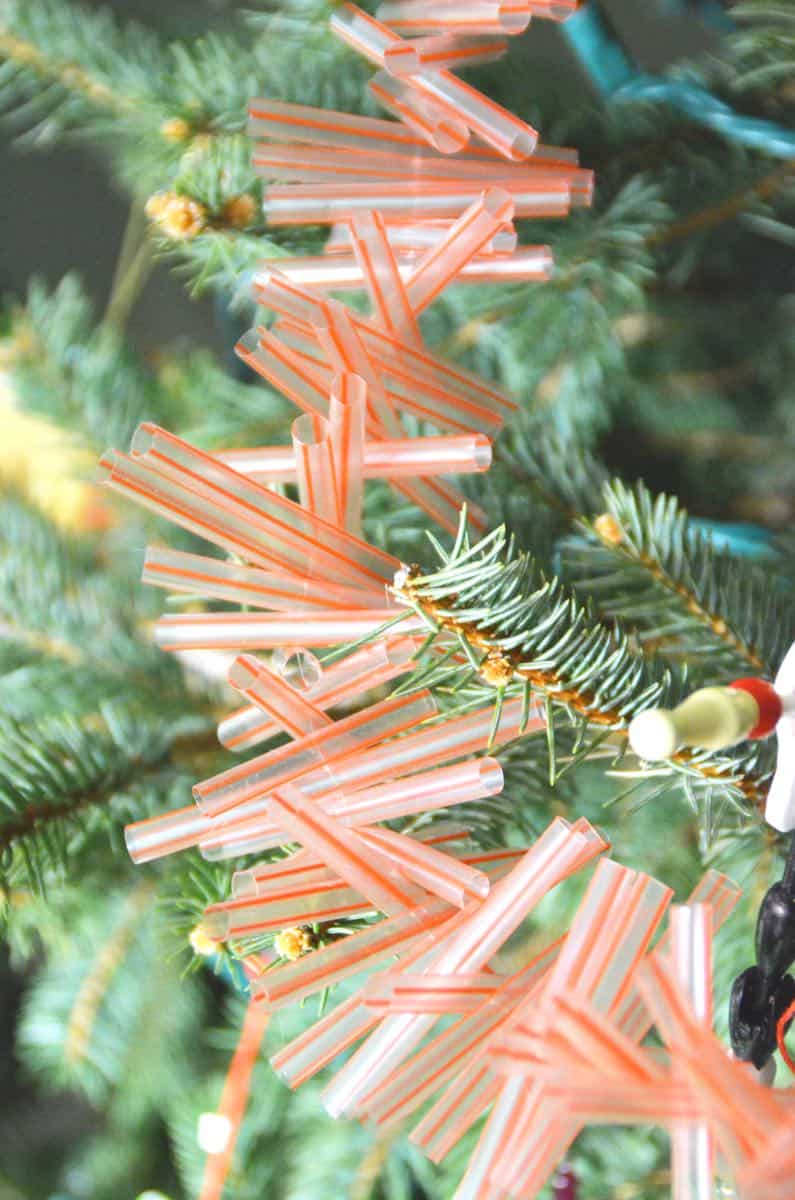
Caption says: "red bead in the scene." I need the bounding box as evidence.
[729,677,783,739]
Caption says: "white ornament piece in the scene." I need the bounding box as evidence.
[765,639,795,833]
[197,1111,233,1154]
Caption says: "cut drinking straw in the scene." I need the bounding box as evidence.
[142,544,383,612]
[194,687,437,816]
[199,698,537,853]
[321,817,607,1118]
[268,784,428,916]
[383,33,508,74]
[236,328,332,419]
[329,372,366,535]
[258,248,554,290]
[204,876,373,939]
[219,433,493,483]
[231,848,333,899]
[126,697,536,864]
[153,609,418,651]
[328,4,537,160]
[375,1,531,37]
[263,179,571,223]
[228,654,331,740]
[218,637,418,753]
[402,188,515,315]
[349,209,422,345]
[355,824,490,907]
[197,1001,270,1200]
[291,412,341,525]
[325,221,518,255]
[670,904,715,1200]
[368,68,470,155]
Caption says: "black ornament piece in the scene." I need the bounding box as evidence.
[730,833,795,1069]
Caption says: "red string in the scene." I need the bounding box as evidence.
[776,995,795,1074]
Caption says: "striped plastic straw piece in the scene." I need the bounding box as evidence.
[263,179,570,224]
[329,372,366,535]
[355,824,490,907]
[349,209,422,345]
[153,609,419,652]
[267,784,428,916]
[368,68,470,155]
[141,543,386,612]
[292,411,341,525]
[219,433,493,483]
[324,221,518,255]
[194,688,437,816]
[228,654,331,739]
[383,33,508,74]
[321,818,607,1118]
[218,637,417,753]
[258,248,554,290]
[375,1,532,37]
[125,696,536,864]
[331,4,538,159]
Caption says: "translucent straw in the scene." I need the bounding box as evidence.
[205,876,373,939]
[375,1,531,36]
[257,248,553,290]
[325,220,518,255]
[349,210,422,345]
[255,136,578,189]
[329,371,366,535]
[266,785,427,916]
[197,699,538,856]
[321,818,606,1117]
[231,848,332,900]
[141,544,383,612]
[355,824,490,907]
[219,432,491,483]
[670,904,715,1200]
[403,187,514,314]
[368,68,469,155]
[328,5,536,159]
[291,412,341,525]
[120,701,526,871]
[247,97,462,156]
[227,654,331,740]
[130,422,396,590]
[218,637,417,752]
[194,688,437,815]
[153,609,419,651]
[263,179,570,223]
[383,33,508,74]
[236,329,331,419]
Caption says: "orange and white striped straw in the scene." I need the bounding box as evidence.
[375,1,531,37]
[349,209,422,345]
[383,33,508,74]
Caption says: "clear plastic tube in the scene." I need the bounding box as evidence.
[383,33,508,73]
[325,220,518,255]
[218,636,417,752]
[205,876,372,939]
[403,188,514,314]
[355,824,489,907]
[228,654,331,740]
[130,422,396,590]
[153,608,418,651]
[256,248,553,290]
[330,5,536,159]
[198,699,538,856]
[375,1,531,36]
[349,209,422,345]
[321,817,605,1117]
[367,69,470,155]
[214,433,492,482]
[329,372,366,535]
[263,179,570,224]
[236,329,331,419]
[671,904,715,1200]
[141,544,381,612]
[247,96,455,156]
[195,688,436,816]
[269,784,427,915]
[292,412,340,525]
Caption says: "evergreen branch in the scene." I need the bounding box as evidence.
[397,521,769,807]
[562,479,794,678]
